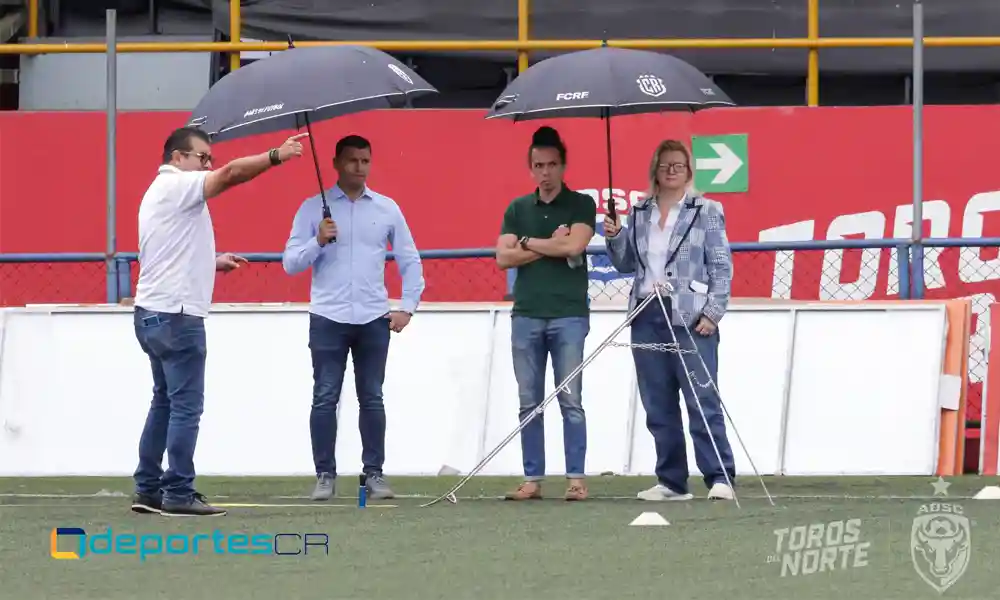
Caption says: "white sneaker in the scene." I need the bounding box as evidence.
[707,482,735,500]
[636,484,694,501]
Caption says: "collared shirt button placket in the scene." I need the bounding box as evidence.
[349,199,356,323]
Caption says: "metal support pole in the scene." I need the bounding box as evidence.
[517,0,529,73]
[27,0,39,37]
[105,10,119,304]
[806,0,819,106]
[911,0,925,299]
[229,0,241,72]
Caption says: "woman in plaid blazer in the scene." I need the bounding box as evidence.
[604,139,737,502]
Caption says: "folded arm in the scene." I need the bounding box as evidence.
[524,223,593,258]
[701,204,734,325]
[495,234,543,270]
[390,207,425,314]
[282,201,323,275]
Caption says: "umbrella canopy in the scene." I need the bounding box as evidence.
[187,45,438,142]
[486,47,734,121]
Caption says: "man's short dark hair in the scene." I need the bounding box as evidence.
[162,126,211,164]
[335,135,371,158]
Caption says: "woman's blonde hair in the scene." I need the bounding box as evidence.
[645,139,697,200]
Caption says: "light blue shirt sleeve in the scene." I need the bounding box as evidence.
[389,204,425,314]
[282,199,324,275]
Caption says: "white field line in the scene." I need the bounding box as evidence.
[0,492,984,501]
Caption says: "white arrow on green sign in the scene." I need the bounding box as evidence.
[691,134,748,193]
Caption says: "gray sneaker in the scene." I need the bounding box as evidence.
[311,473,335,501]
[365,472,395,500]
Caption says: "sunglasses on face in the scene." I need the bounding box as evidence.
[181,151,213,166]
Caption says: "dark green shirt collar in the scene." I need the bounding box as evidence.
[532,183,573,204]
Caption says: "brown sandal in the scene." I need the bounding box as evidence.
[504,481,543,501]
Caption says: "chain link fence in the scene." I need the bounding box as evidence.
[0,247,906,307]
[118,253,510,304]
[113,246,899,307]
[0,257,108,307]
[918,243,1000,423]
[587,245,898,304]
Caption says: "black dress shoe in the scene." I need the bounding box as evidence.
[161,492,227,517]
[130,492,163,514]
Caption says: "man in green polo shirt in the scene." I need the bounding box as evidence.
[495,126,596,502]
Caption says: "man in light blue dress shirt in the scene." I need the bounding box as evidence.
[282,135,425,501]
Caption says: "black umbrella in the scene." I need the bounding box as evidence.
[485,46,735,219]
[186,43,438,219]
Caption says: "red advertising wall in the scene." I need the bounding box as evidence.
[2,105,1000,420]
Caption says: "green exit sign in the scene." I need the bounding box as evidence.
[691,134,749,193]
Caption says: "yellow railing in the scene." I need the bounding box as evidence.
[16,0,1000,107]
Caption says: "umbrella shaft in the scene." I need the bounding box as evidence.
[303,114,331,216]
[605,111,616,220]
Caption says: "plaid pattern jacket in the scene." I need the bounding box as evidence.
[605,193,733,328]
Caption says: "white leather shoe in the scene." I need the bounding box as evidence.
[707,482,735,500]
[636,484,694,501]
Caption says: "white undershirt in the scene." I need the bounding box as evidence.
[638,198,683,298]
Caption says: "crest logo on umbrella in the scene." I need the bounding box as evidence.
[388,64,414,84]
[636,74,667,98]
[492,94,519,110]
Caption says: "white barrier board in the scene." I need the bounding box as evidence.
[0,302,947,478]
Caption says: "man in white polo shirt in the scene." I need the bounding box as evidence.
[130,125,307,517]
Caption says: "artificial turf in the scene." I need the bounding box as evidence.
[1,475,997,599]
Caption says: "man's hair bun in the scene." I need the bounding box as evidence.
[532,126,562,146]
[527,125,567,165]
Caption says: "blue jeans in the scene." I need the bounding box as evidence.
[510,315,590,480]
[309,313,390,477]
[630,302,735,494]
[133,307,207,504]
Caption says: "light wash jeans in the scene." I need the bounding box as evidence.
[510,315,590,480]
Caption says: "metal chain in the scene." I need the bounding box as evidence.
[608,341,709,388]
[607,341,696,353]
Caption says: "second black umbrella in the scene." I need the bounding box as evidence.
[486,46,735,219]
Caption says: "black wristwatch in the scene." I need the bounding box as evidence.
[519,236,530,250]
[268,148,282,166]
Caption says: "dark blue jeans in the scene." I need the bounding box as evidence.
[309,313,391,477]
[630,303,735,494]
[510,315,590,480]
[133,307,207,504]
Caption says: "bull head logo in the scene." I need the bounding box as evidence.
[910,507,971,593]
